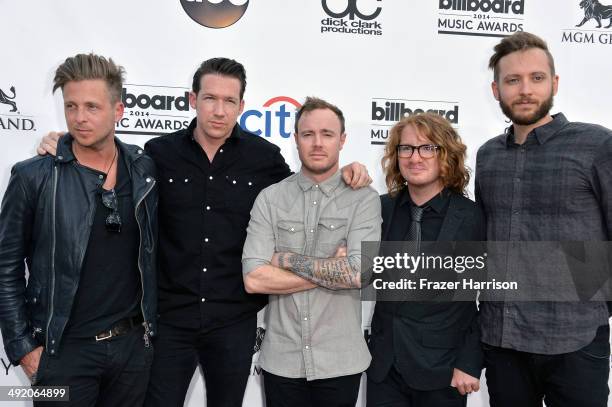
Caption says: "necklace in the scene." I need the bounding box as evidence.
[73,145,118,175]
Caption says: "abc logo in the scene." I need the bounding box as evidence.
[180,0,249,29]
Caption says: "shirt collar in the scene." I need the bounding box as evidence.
[297,170,343,197]
[504,113,568,146]
[399,187,450,213]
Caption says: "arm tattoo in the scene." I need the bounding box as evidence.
[277,252,360,290]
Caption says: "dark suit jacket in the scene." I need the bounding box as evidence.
[367,190,485,391]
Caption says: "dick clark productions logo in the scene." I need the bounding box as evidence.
[181,0,249,28]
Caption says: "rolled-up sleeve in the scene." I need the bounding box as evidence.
[347,189,382,285]
[242,189,275,275]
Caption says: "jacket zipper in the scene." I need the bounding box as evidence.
[134,178,156,338]
[45,165,58,351]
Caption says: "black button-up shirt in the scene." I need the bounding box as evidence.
[145,119,291,330]
[475,113,612,354]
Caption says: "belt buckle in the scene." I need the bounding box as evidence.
[95,330,113,342]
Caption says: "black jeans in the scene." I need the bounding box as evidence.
[366,366,466,407]
[144,316,256,407]
[263,370,362,407]
[484,324,610,407]
[34,325,153,407]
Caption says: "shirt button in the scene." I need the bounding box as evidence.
[150,331,154,335]
[57,155,63,160]
[220,149,224,153]
[50,349,55,355]
[313,201,317,205]
[248,182,252,186]
[290,227,295,232]
[232,180,237,184]
[203,268,207,272]
[184,178,189,183]
[330,225,335,229]
[146,178,151,183]
[206,206,211,211]
[51,340,55,344]
[514,210,520,215]
[204,238,209,243]
[137,149,143,154]
[209,176,213,180]
[303,317,308,321]
[310,229,314,233]
[169,178,174,183]
[201,298,206,302]
[315,185,319,188]
[305,345,310,350]
[98,175,104,180]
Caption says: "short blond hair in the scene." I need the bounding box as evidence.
[53,53,125,102]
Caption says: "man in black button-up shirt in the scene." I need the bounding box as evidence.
[476,32,612,407]
[141,58,371,407]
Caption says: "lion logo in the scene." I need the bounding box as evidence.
[576,0,612,28]
[253,327,265,354]
[0,86,18,113]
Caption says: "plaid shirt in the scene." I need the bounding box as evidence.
[475,113,612,354]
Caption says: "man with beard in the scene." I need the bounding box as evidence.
[475,31,612,407]
[242,97,381,407]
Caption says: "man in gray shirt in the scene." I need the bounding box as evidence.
[242,97,381,407]
[476,31,612,407]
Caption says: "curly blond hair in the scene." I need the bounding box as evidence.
[381,112,470,197]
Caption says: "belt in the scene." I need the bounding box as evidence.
[95,315,144,342]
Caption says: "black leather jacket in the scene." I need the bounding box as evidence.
[0,135,158,364]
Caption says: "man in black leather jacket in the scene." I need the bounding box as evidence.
[0,53,158,407]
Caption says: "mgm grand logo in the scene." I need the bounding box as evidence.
[0,86,36,132]
[561,0,612,45]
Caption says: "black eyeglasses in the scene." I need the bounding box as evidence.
[100,188,122,233]
[397,144,441,159]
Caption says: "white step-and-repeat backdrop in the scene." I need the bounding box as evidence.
[1,0,611,405]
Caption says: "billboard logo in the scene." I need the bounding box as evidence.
[181,0,249,29]
[116,84,193,136]
[437,0,525,38]
[369,98,460,146]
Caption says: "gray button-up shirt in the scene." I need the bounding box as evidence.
[475,113,612,354]
[242,171,382,380]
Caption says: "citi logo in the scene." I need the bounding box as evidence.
[239,96,302,138]
[122,88,190,111]
[439,0,525,14]
[180,0,249,29]
[322,0,382,20]
[371,101,459,124]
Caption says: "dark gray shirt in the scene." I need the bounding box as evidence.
[475,113,612,354]
[242,171,381,380]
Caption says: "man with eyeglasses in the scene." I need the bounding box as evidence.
[476,32,612,407]
[367,112,484,407]
[0,53,158,406]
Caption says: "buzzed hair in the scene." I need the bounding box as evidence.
[489,31,555,82]
[53,53,125,103]
[294,96,346,134]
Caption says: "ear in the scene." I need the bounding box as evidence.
[339,132,347,150]
[552,74,559,96]
[294,132,299,148]
[189,91,197,109]
[491,80,500,101]
[114,102,124,122]
[239,99,245,114]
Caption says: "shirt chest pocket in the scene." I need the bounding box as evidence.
[317,217,348,253]
[276,220,305,252]
[159,172,195,208]
[223,175,259,213]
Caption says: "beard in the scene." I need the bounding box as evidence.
[499,92,554,126]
